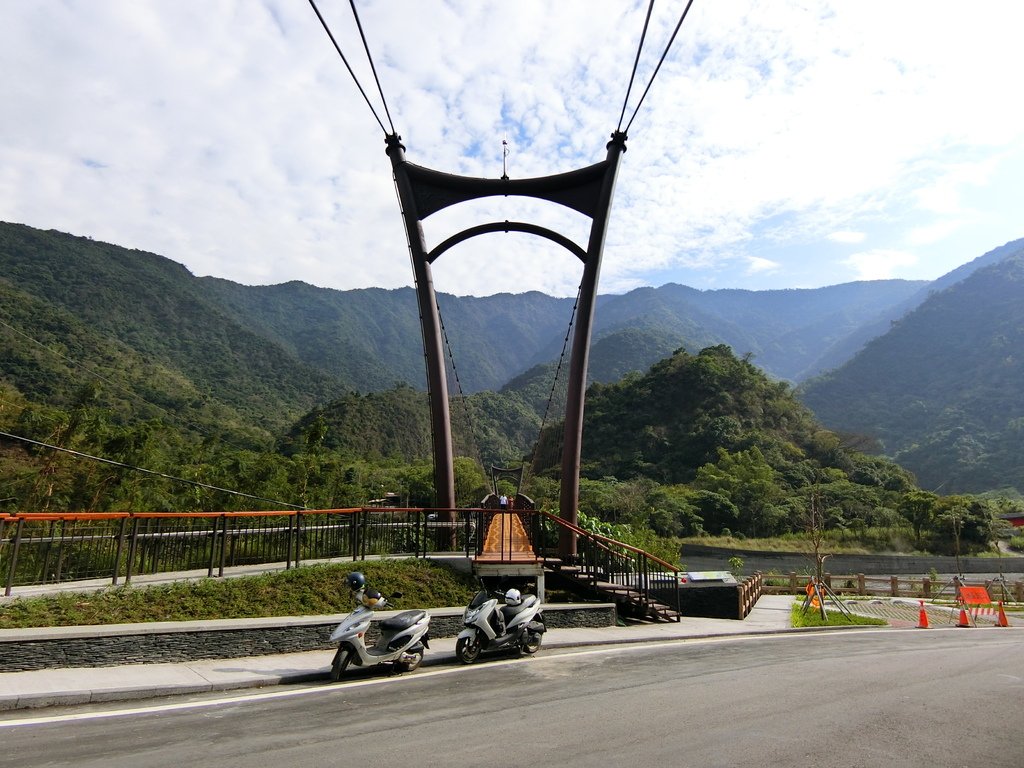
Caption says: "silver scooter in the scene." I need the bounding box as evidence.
[328,572,431,681]
[455,586,545,664]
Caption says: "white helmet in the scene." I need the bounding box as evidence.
[504,588,522,606]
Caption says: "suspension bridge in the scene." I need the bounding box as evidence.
[1,2,716,622]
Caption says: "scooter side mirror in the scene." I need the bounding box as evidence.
[390,591,403,599]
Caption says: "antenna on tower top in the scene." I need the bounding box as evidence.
[501,136,510,180]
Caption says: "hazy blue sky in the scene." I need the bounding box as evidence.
[2,1,1022,297]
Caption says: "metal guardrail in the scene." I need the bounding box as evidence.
[1,508,482,595]
[2,507,681,615]
[534,511,682,621]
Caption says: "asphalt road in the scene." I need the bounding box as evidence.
[4,629,1022,768]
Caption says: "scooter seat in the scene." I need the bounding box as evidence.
[380,609,427,632]
[501,595,537,621]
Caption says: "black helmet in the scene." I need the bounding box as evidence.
[346,571,366,591]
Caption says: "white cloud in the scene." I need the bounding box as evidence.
[744,256,781,276]
[843,249,919,281]
[1,0,1022,296]
[828,231,866,244]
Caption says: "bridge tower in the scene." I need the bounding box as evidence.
[386,131,626,558]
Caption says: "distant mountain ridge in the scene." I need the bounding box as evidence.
[799,239,1024,494]
[3,221,1023,492]
[2,221,935,401]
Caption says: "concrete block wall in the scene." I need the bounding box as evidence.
[0,603,616,673]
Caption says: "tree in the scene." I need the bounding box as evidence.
[693,447,784,536]
[898,489,939,547]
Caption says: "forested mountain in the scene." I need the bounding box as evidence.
[5,221,1023,498]
[800,245,1024,494]
[1,222,928,412]
[803,238,1024,378]
[0,224,346,443]
[526,345,921,538]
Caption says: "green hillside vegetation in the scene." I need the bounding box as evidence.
[0,224,346,443]
[1,337,1010,555]
[528,345,1007,553]
[3,222,1020,558]
[800,249,1024,495]
[0,559,478,629]
[1,221,931,403]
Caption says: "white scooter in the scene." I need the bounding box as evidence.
[328,572,431,681]
[455,587,545,664]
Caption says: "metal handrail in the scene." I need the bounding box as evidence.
[2,507,680,613]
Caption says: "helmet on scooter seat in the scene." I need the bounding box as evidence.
[346,571,366,591]
[504,588,522,606]
[361,588,383,607]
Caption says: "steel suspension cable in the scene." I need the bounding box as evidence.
[307,0,390,135]
[0,430,308,510]
[525,282,582,486]
[616,0,656,134]
[623,0,696,135]
[436,305,485,472]
[347,0,396,135]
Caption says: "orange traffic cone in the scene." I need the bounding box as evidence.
[996,601,1011,628]
[956,605,972,627]
[916,600,929,629]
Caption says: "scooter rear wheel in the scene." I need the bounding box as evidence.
[329,646,352,681]
[455,635,482,664]
[394,648,424,673]
[522,632,542,655]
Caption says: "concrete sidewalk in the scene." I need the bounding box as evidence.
[1,595,813,711]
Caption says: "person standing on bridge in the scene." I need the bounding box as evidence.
[499,493,508,510]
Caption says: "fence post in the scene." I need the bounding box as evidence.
[285,512,294,570]
[922,576,931,599]
[5,518,24,597]
[789,572,797,593]
[111,516,128,586]
[206,516,218,577]
[125,516,140,585]
[416,510,424,558]
[857,573,865,595]
[218,515,228,577]
[824,572,832,588]
[1016,580,1023,603]
[890,575,899,597]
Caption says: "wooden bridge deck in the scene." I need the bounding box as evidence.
[475,511,539,564]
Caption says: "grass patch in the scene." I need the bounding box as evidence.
[681,527,935,555]
[0,559,479,630]
[789,602,887,628]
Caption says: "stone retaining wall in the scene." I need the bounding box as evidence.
[0,603,616,673]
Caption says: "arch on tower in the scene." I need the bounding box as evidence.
[386,131,627,558]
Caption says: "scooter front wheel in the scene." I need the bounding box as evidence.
[455,635,482,664]
[329,646,352,681]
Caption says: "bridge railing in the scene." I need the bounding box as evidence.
[535,511,682,620]
[1,507,678,605]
